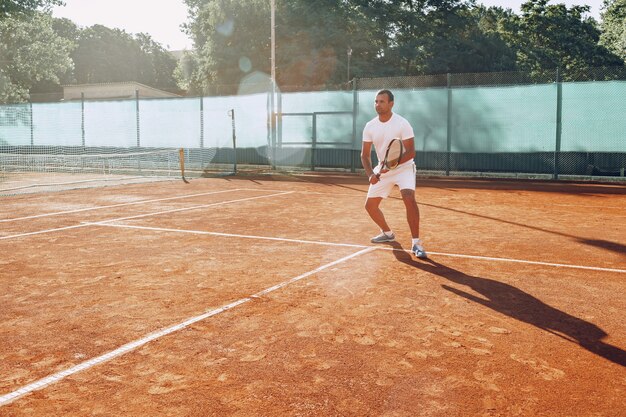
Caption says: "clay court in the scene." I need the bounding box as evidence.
[0,174,625,416]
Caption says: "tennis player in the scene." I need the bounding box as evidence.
[361,89,427,259]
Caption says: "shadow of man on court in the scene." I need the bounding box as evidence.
[388,242,626,367]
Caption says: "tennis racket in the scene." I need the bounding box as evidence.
[376,138,405,179]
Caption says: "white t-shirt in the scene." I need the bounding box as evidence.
[362,113,414,168]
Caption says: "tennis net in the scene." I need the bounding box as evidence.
[0,148,191,195]
[0,149,181,176]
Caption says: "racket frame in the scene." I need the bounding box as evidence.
[376,138,405,179]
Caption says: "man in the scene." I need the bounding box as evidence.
[361,89,427,259]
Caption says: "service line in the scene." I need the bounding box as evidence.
[0,189,259,223]
[0,191,293,240]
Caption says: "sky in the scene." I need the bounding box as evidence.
[51,0,606,52]
[52,0,193,51]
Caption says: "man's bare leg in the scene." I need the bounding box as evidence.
[365,197,391,232]
[400,188,420,238]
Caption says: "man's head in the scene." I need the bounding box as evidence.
[377,89,394,102]
[375,89,394,119]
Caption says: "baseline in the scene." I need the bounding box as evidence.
[89,222,626,274]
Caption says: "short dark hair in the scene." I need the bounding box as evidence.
[376,89,394,102]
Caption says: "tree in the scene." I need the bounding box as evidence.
[135,33,179,90]
[71,25,178,90]
[50,17,80,85]
[184,0,379,93]
[501,0,622,80]
[0,13,74,103]
[184,0,272,94]
[73,25,142,84]
[173,51,203,94]
[0,0,63,19]
[276,0,376,86]
[183,0,624,91]
[600,0,626,62]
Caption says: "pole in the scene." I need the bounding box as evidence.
[229,109,237,174]
[554,68,562,180]
[446,73,452,176]
[347,47,352,85]
[351,78,358,173]
[270,0,277,169]
[135,89,140,148]
[29,99,34,147]
[81,92,85,148]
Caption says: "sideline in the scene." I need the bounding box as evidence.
[0,247,376,407]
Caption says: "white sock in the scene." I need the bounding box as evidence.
[383,230,393,237]
[412,237,422,246]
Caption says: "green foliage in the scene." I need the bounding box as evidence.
[184,0,625,91]
[183,0,272,94]
[2,0,624,101]
[600,0,626,61]
[276,0,375,86]
[500,0,623,80]
[0,13,74,103]
[69,24,178,90]
[185,0,521,91]
[0,13,180,102]
[173,51,203,94]
[0,0,63,19]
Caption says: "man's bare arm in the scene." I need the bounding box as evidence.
[401,137,415,164]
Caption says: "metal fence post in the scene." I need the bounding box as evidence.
[29,100,34,147]
[312,112,317,170]
[81,92,85,148]
[199,96,204,149]
[135,89,140,148]
[446,73,452,176]
[554,69,563,180]
[351,78,358,173]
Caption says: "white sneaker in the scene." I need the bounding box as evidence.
[412,242,427,259]
[371,231,395,243]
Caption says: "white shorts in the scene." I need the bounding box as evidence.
[367,161,416,198]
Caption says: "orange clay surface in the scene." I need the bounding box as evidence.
[0,173,625,416]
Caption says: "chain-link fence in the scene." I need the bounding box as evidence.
[338,67,626,180]
[1,66,625,183]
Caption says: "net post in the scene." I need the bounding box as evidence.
[179,148,188,182]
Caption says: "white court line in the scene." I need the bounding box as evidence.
[0,191,292,240]
[0,189,252,223]
[92,191,293,223]
[399,250,626,274]
[87,222,626,274]
[85,222,368,249]
[0,176,164,192]
[0,246,376,407]
[0,224,94,241]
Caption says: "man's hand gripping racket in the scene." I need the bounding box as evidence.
[375,138,405,179]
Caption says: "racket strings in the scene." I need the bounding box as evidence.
[384,139,404,169]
